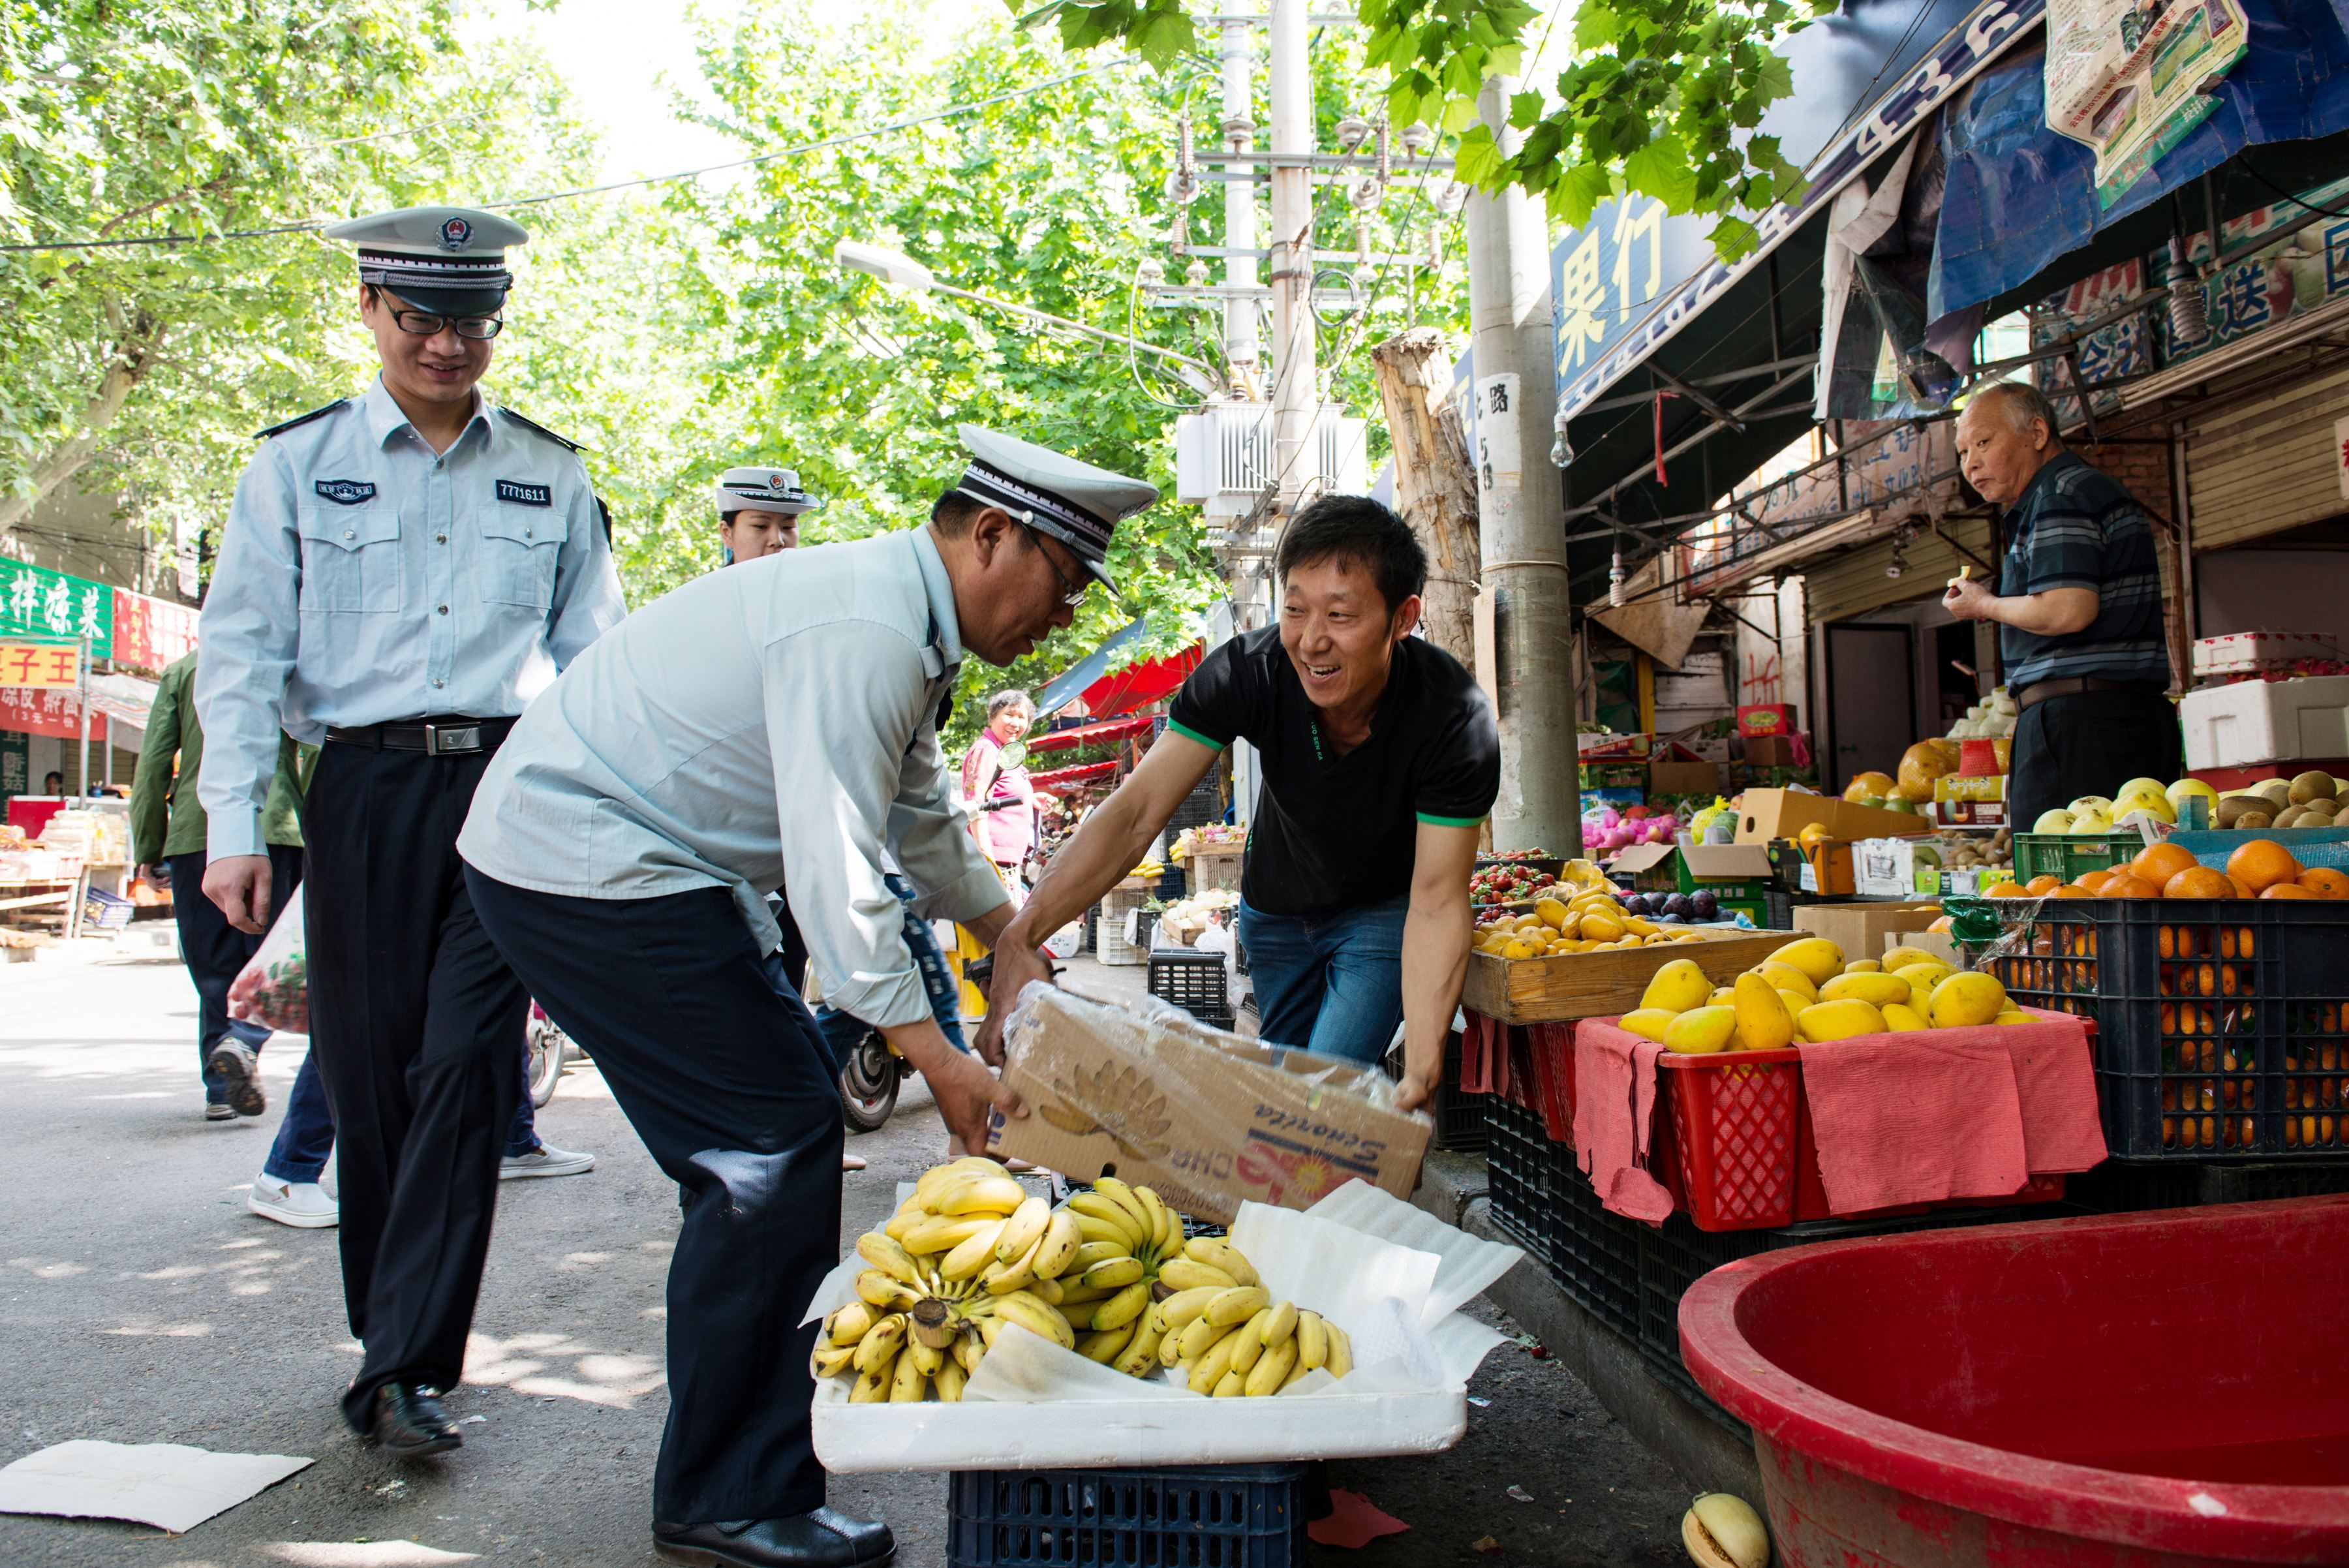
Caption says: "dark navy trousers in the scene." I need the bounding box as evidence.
[302,741,528,1432]
[467,872,841,1525]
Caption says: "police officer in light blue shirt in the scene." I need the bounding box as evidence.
[194,205,627,1462]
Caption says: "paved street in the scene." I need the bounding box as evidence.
[0,942,1690,1567]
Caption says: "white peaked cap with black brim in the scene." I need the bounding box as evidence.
[950,424,1157,594]
[714,465,819,518]
[324,206,529,318]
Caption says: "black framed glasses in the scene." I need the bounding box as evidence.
[387,307,504,340]
[1022,525,1091,607]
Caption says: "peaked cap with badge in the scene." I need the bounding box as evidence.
[949,425,1157,593]
[714,467,819,519]
[324,206,530,317]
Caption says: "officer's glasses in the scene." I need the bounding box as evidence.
[386,307,504,341]
[1023,527,1090,607]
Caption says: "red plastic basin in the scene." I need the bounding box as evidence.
[1678,1195,2349,1565]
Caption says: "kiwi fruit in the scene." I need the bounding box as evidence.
[2217,795,2258,827]
[2305,797,2339,817]
[2255,778,2294,808]
[2275,807,2309,828]
[2289,770,2336,805]
[2336,805,2349,827]
[2237,810,2275,830]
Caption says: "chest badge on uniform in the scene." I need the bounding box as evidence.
[496,480,553,507]
[314,480,377,505]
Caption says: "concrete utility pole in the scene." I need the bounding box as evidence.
[1464,75,1579,852]
[1219,15,1260,385]
[1267,0,1316,517]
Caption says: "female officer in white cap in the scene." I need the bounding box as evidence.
[452,426,1153,1568]
[715,466,816,563]
[195,205,626,1460]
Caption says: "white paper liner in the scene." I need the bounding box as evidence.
[806,1178,1522,1471]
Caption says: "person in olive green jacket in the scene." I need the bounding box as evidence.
[134,651,352,1223]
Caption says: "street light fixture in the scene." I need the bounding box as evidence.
[834,239,1220,395]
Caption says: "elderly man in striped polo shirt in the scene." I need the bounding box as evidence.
[1943,381,2179,829]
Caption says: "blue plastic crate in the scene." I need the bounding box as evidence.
[949,1463,1309,1567]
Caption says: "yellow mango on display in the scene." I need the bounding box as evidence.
[1798,998,1887,1041]
[1618,1008,1678,1043]
[1730,972,1796,1052]
[1927,972,2008,1028]
[1708,987,1735,1007]
[1642,957,1716,1014]
[1768,937,1845,985]
[1775,988,1814,1019]
[1993,1010,2033,1026]
[1882,945,1942,972]
[1582,913,1625,942]
[1535,897,1572,930]
[1881,1002,1930,1032]
[1664,1006,1739,1054]
[1757,961,1819,1003]
[1893,961,1954,996]
[1843,958,1882,973]
[1820,972,1914,1010]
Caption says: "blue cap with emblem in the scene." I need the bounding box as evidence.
[714,465,819,518]
[323,206,529,318]
[950,425,1156,593]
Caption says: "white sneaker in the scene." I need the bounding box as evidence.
[249,1174,339,1228]
[500,1142,595,1180]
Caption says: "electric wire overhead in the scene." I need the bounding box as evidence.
[0,59,1138,255]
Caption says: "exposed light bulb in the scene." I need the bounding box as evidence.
[1608,549,1627,608]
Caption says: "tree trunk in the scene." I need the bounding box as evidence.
[1370,327,1479,669]
[0,313,164,535]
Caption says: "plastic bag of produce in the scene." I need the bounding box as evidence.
[227,885,308,1035]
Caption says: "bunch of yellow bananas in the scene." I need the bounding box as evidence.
[1156,1286,1353,1397]
[1054,1175,1197,1366]
[816,1157,1079,1403]
[1129,859,1166,878]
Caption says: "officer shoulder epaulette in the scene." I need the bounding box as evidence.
[252,399,351,441]
[498,405,585,453]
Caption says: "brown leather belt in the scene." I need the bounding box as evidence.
[325,716,516,756]
[2013,677,2167,711]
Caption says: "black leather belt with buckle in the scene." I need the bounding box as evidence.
[325,716,516,756]
[2013,677,2167,711]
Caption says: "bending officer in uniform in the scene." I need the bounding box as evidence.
[455,427,1156,1568]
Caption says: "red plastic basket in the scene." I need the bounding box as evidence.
[1524,1021,1576,1144]
[1657,1048,1804,1231]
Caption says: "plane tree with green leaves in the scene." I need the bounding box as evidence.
[1021,0,1836,259]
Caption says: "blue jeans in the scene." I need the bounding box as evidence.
[813,874,967,1056]
[1237,895,1408,1064]
[262,1041,540,1184]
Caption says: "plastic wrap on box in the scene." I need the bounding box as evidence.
[805,1180,1523,1473]
[987,984,1430,1222]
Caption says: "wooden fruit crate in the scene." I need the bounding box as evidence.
[1462,929,1801,1024]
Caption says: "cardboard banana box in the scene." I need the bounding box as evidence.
[987,986,1430,1223]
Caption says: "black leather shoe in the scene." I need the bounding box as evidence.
[367,1382,460,1458]
[652,1510,894,1567]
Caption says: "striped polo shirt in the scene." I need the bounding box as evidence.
[1998,451,2169,690]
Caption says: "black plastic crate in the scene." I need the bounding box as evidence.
[1986,899,2349,1161]
[1146,950,1230,1026]
[1547,1149,1643,1345]
[1166,775,1223,834]
[1482,1099,1556,1272]
[949,1462,1309,1567]
[2065,1160,2349,1213]
[1432,1034,1487,1153]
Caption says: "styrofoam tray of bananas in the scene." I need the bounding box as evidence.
[805,1163,1524,1471]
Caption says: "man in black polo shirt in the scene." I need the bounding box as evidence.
[1942,381,2177,827]
[977,495,1497,1111]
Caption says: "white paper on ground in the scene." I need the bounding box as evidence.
[0,1439,311,1533]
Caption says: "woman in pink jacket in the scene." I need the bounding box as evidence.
[961,690,1036,895]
